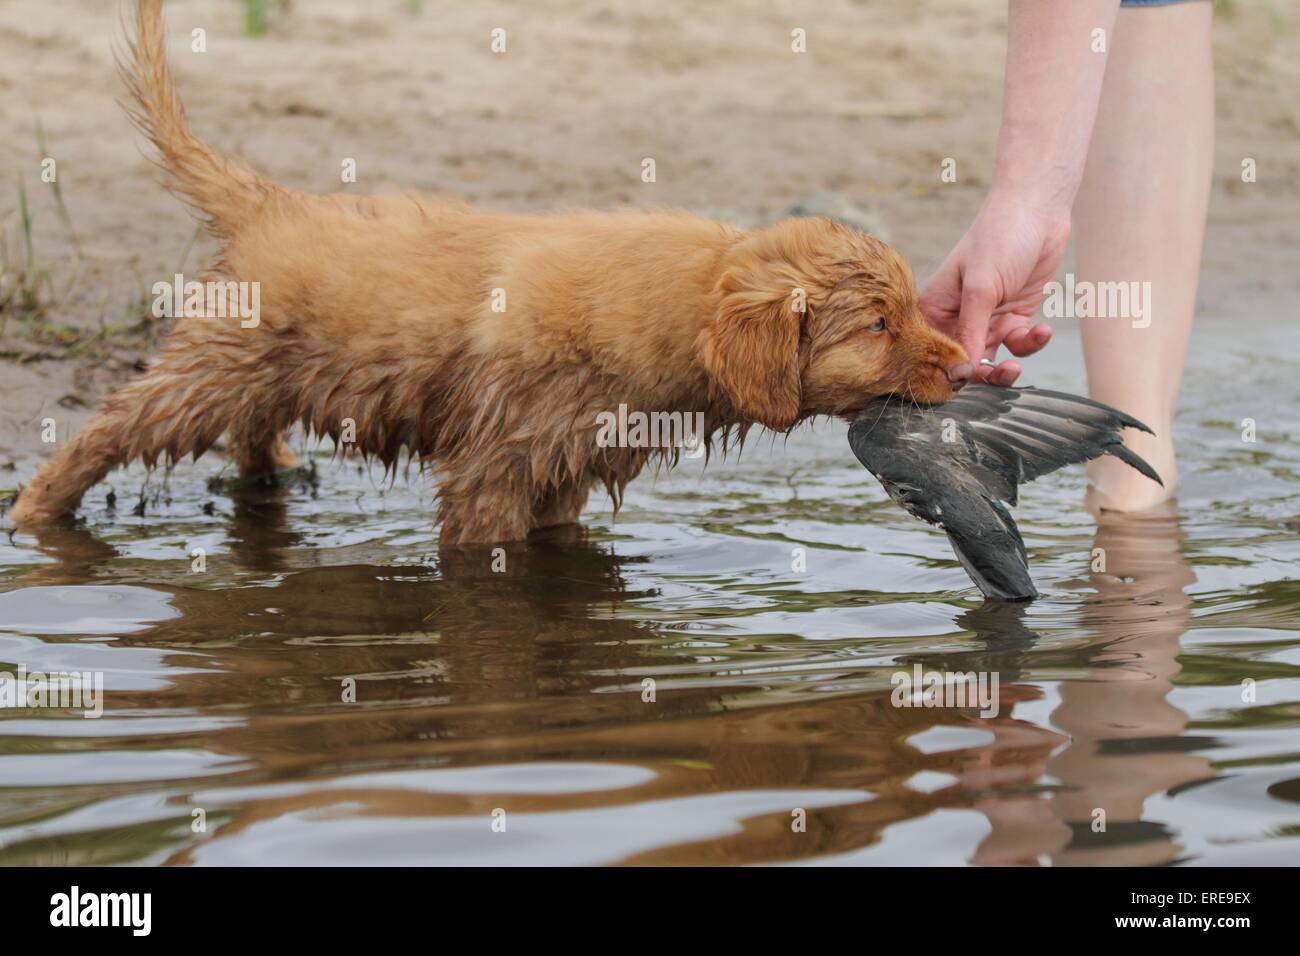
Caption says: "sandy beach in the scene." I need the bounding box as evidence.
[1,0,1297,472]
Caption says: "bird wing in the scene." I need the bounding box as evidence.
[938,386,1162,499]
[942,495,1038,602]
[847,384,1163,602]
[849,384,1162,507]
[877,472,1038,601]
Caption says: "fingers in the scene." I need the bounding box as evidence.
[970,359,1020,386]
[989,360,1021,386]
[956,276,998,371]
[1001,322,1053,358]
[975,319,1051,383]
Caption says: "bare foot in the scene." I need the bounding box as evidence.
[1085,427,1176,512]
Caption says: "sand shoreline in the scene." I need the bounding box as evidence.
[1,0,1297,475]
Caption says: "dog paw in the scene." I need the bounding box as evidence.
[6,491,65,529]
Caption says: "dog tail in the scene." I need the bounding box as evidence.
[121,0,281,236]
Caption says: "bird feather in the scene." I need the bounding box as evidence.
[847,384,1162,601]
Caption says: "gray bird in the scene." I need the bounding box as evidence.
[847,385,1162,602]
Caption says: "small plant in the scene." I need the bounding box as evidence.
[243,0,271,36]
[242,0,297,37]
[36,120,79,254]
[0,178,54,333]
[2,124,86,345]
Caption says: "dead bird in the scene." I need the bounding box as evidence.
[847,384,1162,602]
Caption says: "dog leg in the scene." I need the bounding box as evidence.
[531,481,591,532]
[10,345,274,526]
[436,489,534,546]
[227,431,299,479]
[434,454,537,545]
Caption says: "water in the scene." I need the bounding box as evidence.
[1,319,1297,866]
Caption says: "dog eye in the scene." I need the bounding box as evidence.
[867,317,887,333]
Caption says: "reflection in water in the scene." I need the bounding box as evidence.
[1047,507,1210,866]
[6,500,919,864]
[2,320,1299,864]
[0,494,1259,866]
[954,508,1212,866]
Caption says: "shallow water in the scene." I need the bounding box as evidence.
[1,319,1297,866]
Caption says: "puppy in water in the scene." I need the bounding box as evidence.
[11,0,970,544]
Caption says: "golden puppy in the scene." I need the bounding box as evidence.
[10,0,969,544]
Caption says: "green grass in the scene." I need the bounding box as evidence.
[36,120,78,254]
[1,124,89,349]
[0,178,54,334]
[243,0,271,36]
[1,122,202,359]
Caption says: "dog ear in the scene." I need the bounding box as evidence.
[700,257,804,431]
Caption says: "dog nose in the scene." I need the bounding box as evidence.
[948,362,974,390]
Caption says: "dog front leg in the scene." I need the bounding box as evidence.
[531,481,591,531]
[435,459,535,546]
[227,432,299,478]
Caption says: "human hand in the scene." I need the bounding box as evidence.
[919,195,1069,385]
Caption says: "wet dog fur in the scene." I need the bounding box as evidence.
[9,0,968,544]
